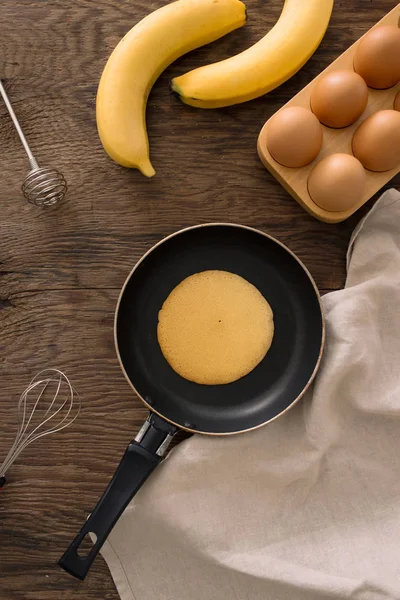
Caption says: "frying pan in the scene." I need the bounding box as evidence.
[59,223,324,580]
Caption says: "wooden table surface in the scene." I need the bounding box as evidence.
[1,1,399,598]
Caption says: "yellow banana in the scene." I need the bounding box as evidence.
[172,0,334,108]
[96,0,246,177]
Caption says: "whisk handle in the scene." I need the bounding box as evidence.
[58,412,177,580]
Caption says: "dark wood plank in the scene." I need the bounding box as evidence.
[0,1,399,598]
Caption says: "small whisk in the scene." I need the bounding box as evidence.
[0,80,67,207]
[0,369,80,489]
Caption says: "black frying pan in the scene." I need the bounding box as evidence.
[59,223,324,580]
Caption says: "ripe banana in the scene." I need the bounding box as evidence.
[96,0,246,177]
[171,0,334,108]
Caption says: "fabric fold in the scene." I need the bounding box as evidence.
[100,189,400,600]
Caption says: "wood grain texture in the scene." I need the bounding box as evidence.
[0,1,399,598]
[258,4,400,223]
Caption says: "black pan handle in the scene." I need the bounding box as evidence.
[58,412,178,580]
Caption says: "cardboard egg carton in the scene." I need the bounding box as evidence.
[257,4,400,223]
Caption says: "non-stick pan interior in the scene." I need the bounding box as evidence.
[116,225,323,434]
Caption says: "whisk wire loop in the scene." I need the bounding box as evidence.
[0,369,80,483]
[0,80,67,207]
[22,167,67,206]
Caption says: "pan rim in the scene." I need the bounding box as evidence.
[114,223,325,436]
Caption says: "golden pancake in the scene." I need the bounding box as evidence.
[157,270,274,385]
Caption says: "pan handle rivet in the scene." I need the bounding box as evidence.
[145,396,154,405]
[184,422,196,429]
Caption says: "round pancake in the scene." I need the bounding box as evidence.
[157,270,274,385]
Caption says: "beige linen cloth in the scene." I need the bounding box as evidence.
[100,189,400,600]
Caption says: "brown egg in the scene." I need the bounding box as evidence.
[395,90,400,112]
[308,153,366,212]
[266,106,323,168]
[352,110,400,172]
[310,70,368,128]
[353,26,400,89]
